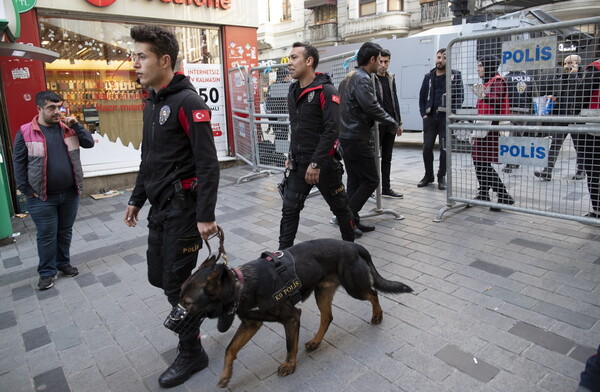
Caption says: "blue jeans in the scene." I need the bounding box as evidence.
[26,190,79,277]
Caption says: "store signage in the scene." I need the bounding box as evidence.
[85,0,231,9]
[1,0,20,42]
[85,0,117,6]
[501,37,557,71]
[16,0,36,13]
[184,63,229,156]
[11,67,31,80]
[160,0,231,10]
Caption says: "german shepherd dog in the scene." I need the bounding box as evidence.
[178,238,413,388]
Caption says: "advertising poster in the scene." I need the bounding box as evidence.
[184,63,229,157]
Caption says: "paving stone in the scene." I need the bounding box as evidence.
[97,271,121,287]
[0,310,17,330]
[469,259,515,278]
[568,344,597,364]
[532,302,596,330]
[488,370,547,392]
[93,344,131,377]
[509,238,553,252]
[123,253,145,265]
[57,343,96,375]
[22,325,51,352]
[105,366,148,392]
[67,365,109,392]
[434,344,500,383]
[12,284,34,301]
[0,365,34,392]
[50,323,82,351]
[484,286,538,309]
[82,232,100,242]
[33,367,70,392]
[74,272,99,288]
[538,371,580,392]
[508,322,575,355]
[3,256,22,269]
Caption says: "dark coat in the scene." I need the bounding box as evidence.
[129,73,219,222]
[419,68,464,117]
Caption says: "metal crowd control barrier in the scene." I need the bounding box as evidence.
[228,64,291,183]
[320,51,403,221]
[437,16,600,225]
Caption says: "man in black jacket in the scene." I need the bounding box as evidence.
[123,25,219,388]
[279,42,357,249]
[339,42,400,233]
[418,48,464,190]
[375,49,403,199]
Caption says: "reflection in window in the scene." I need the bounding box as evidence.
[388,0,402,12]
[38,17,220,149]
[315,4,337,24]
[359,0,376,17]
[282,0,292,21]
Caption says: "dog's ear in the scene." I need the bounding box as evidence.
[205,263,226,295]
[199,253,219,269]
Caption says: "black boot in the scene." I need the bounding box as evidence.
[437,176,447,190]
[159,334,209,388]
[497,190,515,206]
[417,174,434,188]
[534,167,552,181]
[474,188,490,202]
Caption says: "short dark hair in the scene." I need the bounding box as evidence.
[292,42,320,70]
[131,25,179,70]
[36,91,61,107]
[357,42,383,67]
[381,49,391,58]
[437,48,447,55]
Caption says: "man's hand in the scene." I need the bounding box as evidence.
[396,125,403,136]
[63,116,78,127]
[124,205,140,227]
[198,221,218,240]
[305,166,320,185]
[422,115,428,119]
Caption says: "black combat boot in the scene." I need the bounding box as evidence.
[158,334,208,388]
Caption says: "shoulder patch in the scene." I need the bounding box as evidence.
[331,95,340,104]
[192,110,211,122]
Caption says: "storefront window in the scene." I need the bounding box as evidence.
[37,16,223,170]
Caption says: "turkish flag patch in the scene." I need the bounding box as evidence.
[331,95,341,104]
[192,110,211,122]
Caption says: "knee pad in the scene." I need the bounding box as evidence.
[282,188,308,212]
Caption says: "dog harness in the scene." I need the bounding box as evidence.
[256,250,303,311]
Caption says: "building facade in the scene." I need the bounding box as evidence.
[257,0,599,62]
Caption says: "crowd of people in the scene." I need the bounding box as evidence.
[11,24,600,390]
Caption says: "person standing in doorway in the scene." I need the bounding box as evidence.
[418,48,464,190]
[339,42,400,233]
[13,91,94,290]
[123,25,219,388]
[375,49,404,199]
[278,42,358,249]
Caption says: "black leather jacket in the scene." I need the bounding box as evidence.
[419,68,464,117]
[339,67,398,140]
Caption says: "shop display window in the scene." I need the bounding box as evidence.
[38,16,221,149]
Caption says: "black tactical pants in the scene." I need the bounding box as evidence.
[279,158,355,250]
[146,190,202,307]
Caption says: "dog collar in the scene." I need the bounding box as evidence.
[233,267,245,285]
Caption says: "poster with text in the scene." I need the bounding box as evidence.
[184,63,229,157]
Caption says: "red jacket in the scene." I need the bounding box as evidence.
[472,75,510,163]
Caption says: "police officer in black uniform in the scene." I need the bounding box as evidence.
[279,42,357,250]
[124,25,219,388]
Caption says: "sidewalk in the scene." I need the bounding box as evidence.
[1,145,599,392]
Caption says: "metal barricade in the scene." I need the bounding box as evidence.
[438,16,600,225]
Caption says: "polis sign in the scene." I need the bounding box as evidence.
[85,0,231,9]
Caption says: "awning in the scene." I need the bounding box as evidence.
[0,42,59,62]
[305,0,337,9]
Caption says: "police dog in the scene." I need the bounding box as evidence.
[178,238,413,388]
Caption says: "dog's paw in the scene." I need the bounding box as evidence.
[217,376,231,388]
[304,340,321,351]
[277,362,296,376]
[371,313,383,325]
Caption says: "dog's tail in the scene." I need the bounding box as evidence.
[357,244,413,294]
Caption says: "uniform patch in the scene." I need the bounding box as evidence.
[332,95,340,104]
[516,81,527,93]
[193,110,211,122]
[159,105,171,125]
[307,91,315,103]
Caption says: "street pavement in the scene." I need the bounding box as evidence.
[1,144,599,392]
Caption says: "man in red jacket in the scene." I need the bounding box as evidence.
[13,91,94,290]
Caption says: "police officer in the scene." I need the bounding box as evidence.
[123,25,219,388]
[279,42,357,250]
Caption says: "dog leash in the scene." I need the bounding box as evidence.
[203,225,228,265]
